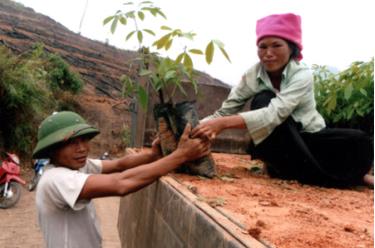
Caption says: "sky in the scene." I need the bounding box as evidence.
[13,0,375,86]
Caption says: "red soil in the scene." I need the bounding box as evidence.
[172,153,374,248]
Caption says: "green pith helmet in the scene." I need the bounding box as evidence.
[32,111,99,159]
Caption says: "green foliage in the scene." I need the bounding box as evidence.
[313,58,374,134]
[104,1,231,109]
[0,44,84,156]
[46,54,83,94]
[121,54,197,109]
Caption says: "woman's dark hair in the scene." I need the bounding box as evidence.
[287,41,300,59]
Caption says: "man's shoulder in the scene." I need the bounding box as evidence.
[82,159,102,174]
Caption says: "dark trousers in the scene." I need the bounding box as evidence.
[249,90,373,187]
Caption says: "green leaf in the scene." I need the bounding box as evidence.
[140,1,152,5]
[183,53,193,72]
[155,8,167,19]
[219,47,231,63]
[110,17,119,34]
[175,81,187,96]
[125,11,135,18]
[165,39,173,50]
[164,70,177,82]
[137,31,143,43]
[119,16,127,25]
[344,83,353,100]
[160,25,172,31]
[359,88,368,96]
[149,8,157,16]
[172,29,182,36]
[151,76,162,91]
[212,39,224,48]
[142,29,155,36]
[103,16,115,25]
[191,79,198,94]
[153,33,171,49]
[181,32,195,40]
[205,41,214,64]
[138,11,145,21]
[175,53,184,64]
[126,31,136,41]
[137,86,148,109]
[188,49,203,55]
[327,96,337,113]
[123,2,134,5]
[121,75,135,96]
[138,69,153,76]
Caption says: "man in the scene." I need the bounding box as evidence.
[33,111,210,248]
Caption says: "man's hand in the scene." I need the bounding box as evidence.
[176,123,211,161]
[150,137,162,160]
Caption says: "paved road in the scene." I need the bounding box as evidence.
[0,186,121,247]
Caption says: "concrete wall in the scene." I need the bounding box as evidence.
[117,176,265,248]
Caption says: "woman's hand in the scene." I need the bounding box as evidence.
[176,123,211,161]
[191,115,247,141]
[191,119,224,141]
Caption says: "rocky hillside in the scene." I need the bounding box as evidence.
[0,0,228,97]
[0,0,238,155]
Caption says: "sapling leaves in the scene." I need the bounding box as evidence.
[105,0,231,109]
[126,31,136,41]
[103,16,115,25]
[205,41,214,64]
[110,16,118,34]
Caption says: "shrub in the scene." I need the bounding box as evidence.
[313,58,374,135]
[46,53,83,94]
[0,44,83,156]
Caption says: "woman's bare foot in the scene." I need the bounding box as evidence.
[363,174,374,187]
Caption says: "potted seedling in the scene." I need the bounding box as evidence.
[104,1,231,177]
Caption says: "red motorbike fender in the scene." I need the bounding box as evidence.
[6,175,26,185]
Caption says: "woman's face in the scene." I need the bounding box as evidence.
[51,136,91,170]
[257,37,292,74]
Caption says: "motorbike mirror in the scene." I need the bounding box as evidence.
[7,153,20,165]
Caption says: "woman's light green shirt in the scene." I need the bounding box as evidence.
[204,60,326,145]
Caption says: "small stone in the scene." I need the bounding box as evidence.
[344,225,355,233]
[256,220,266,228]
[248,227,261,239]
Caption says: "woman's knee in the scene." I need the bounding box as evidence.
[250,90,276,110]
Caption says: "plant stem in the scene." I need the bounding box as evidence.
[158,89,165,104]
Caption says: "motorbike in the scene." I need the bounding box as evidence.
[100,152,110,160]
[28,158,49,192]
[0,152,26,208]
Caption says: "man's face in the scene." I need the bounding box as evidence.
[52,136,91,169]
[257,37,292,74]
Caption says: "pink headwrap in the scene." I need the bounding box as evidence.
[256,13,303,60]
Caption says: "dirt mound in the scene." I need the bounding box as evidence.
[173,153,374,248]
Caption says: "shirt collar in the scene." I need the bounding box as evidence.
[256,59,299,87]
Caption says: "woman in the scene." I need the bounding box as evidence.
[192,13,373,187]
